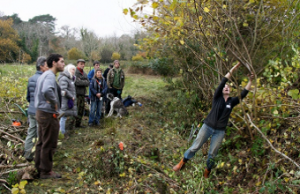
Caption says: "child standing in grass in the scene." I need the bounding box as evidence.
[89,69,107,126]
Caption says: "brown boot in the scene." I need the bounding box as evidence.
[173,159,185,172]
[204,168,211,178]
[40,171,62,179]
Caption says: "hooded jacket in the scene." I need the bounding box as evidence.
[58,71,78,116]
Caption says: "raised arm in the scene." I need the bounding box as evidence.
[245,73,254,91]
[225,62,241,79]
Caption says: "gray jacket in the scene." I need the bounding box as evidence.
[75,68,89,96]
[34,70,61,114]
[58,71,78,116]
[27,71,43,115]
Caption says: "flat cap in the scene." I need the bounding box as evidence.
[77,59,85,63]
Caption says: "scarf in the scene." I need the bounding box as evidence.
[77,67,83,75]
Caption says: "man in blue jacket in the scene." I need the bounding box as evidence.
[24,57,48,162]
[173,62,254,178]
[34,54,65,179]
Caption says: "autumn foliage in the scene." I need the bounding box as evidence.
[0,19,20,62]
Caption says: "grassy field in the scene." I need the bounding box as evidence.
[2,64,297,193]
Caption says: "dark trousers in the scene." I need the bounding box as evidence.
[109,87,122,99]
[35,110,59,173]
[75,95,85,126]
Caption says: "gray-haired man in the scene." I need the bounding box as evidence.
[24,57,48,162]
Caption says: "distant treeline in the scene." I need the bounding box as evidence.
[0,13,146,64]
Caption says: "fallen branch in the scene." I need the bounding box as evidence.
[0,129,24,143]
[1,183,11,192]
[0,163,30,169]
[0,179,8,184]
[0,169,19,176]
[246,114,300,169]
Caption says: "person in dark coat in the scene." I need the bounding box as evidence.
[103,64,113,81]
[74,59,89,128]
[88,69,107,126]
[173,62,254,178]
[58,64,77,138]
[103,64,113,113]
[24,56,48,162]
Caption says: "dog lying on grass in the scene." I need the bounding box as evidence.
[106,93,128,118]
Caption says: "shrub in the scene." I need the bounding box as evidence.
[67,47,85,60]
[132,54,144,61]
[111,52,121,60]
[148,58,176,76]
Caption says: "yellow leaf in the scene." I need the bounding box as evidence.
[152,2,159,8]
[198,16,203,21]
[273,110,278,115]
[284,177,290,182]
[119,172,126,177]
[204,7,209,13]
[222,5,227,9]
[12,188,19,194]
[256,181,261,186]
[123,8,128,15]
[220,162,225,168]
[20,189,26,194]
[249,0,255,3]
[133,15,138,20]
[19,180,27,189]
[243,22,249,27]
[94,180,101,185]
[180,40,184,45]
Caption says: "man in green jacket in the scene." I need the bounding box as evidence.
[74,59,89,128]
[107,60,125,99]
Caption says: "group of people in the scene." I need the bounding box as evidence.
[23,53,254,180]
[23,54,125,179]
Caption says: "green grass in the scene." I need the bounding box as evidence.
[122,74,166,98]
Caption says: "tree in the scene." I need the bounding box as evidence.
[0,18,20,62]
[125,0,300,100]
[80,28,100,62]
[67,47,85,60]
[111,52,121,60]
[9,14,22,25]
[100,47,113,63]
[29,14,56,32]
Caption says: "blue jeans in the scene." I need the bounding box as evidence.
[60,116,67,134]
[88,99,103,124]
[184,123,225,170]
[24,115,38,160]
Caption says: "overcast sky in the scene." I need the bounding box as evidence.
[0,0,142,37]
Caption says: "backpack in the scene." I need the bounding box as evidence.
[122,95,137,107]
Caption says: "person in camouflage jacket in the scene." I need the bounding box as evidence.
[106,60,125,99]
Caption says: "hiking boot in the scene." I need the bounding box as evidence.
[204,168,211,178]
[173,159,185,172]
[40,171,62,179]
